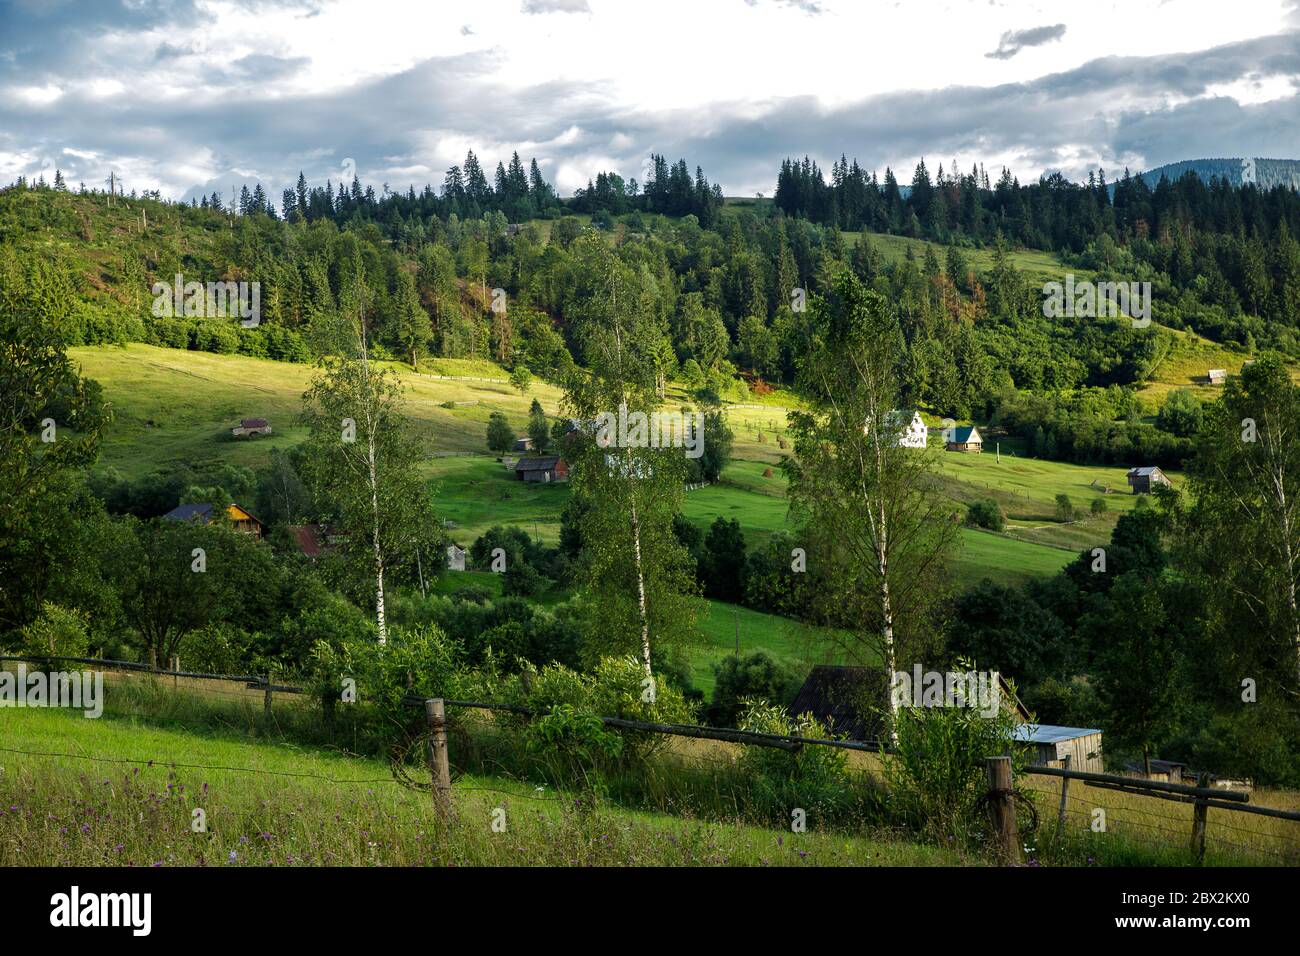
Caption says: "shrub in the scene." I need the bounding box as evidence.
[965,499,1004,532]
[705,652,796,727]
[1054,493,1076,522]
[882,670,1026,849]
[17,602,90,658]
[525,703,623,798]
[499,656,695,768]
[736,699,854,821]
[1090,497,1107,516]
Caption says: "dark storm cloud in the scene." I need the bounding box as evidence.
[986,23,1066,59]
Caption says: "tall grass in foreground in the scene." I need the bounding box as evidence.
[17,675,1298,866]
[1,708,956,867]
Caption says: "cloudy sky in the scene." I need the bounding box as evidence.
[4,0,1300,203]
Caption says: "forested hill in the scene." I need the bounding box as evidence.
[3,153,1299,473]
[1130,157,1300,192]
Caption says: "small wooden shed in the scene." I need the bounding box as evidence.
[446,544,466,571]
[1013,724,1104,773]
[515,455,568,483]
[1126,465,1171,494]
[1207,369,1227,385]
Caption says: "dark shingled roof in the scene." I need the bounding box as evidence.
[163,503,214,523]
[948,426,981,443]
[241,418,269,428]
[787,665,888,742]
[515,456,563,472]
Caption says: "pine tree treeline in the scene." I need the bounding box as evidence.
[570,154,723,227]
[774,154,1300,256]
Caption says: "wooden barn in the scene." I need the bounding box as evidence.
[232,417,272,437]
[945,425,983,453]
[515,455,568,483]
[512,436,534,452]
[1013,724,1104,773]
[1207,368,1227,385]
[1127,465,1171,494]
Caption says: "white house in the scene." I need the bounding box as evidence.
[868,410,928,448]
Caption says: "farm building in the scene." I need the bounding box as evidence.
[787,665,883,740]
[1207,368,1227,385]
[232,417,271,437]
[787,665,1030,744]
[512,437,534,452]
[945,425,982,453]
[515,456,568,483]
[162,502,264,538]
[1127,465,1171,494]
[1014,725,1104,774]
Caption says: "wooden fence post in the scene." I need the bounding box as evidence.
[1055,753,1071,843]
[1191,771,1209,864]
[986,756,1020,864]
[263,671,273,721]
[425,698,453,821]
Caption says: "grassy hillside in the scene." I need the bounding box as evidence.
[71,344,567,479]
[75,343,1089,591]
[1139,324,1258,404]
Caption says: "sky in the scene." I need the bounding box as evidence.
[3,0,1300,203]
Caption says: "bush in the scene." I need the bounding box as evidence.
[965,499,1004,532]
[736,699,854,821]
[498,656,695,769]
[16,602,90,658]
[525,703,623,798]
[1090,497,1107,516]
[307,624,473,746]
[705,652,796,727]
[882,673,1025,848]
[1054,493,1076,522]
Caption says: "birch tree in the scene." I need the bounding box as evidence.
[300,274,438,645]
[784,270,958,741]
[562,233,699,679]
[1182,353,1300,696]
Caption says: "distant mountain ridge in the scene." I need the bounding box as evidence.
[1127,157,1300,191]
